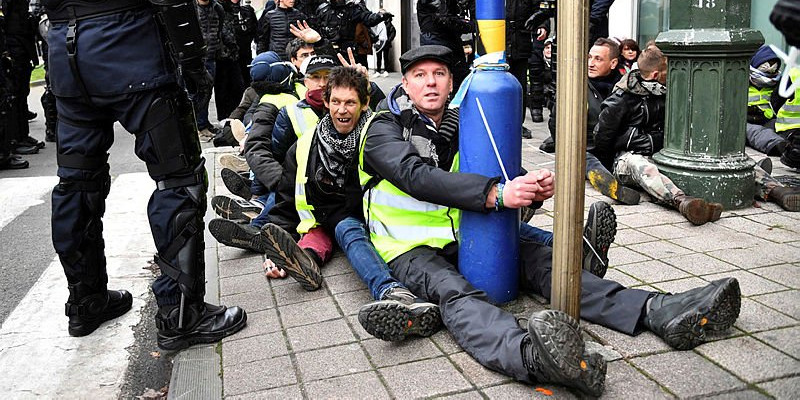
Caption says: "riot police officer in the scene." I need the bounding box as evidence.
[315,0,390,60]
[43,0,246,350]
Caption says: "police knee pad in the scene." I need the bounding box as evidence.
[142,88,203,181]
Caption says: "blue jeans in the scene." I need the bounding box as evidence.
[335,217,403,300]
[520,222,553,247]
[250,192,275,228]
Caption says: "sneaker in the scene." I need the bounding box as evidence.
[522,126,533,139]
[755,157,772,175]
[371,70,382,79]
[0,154,29,170]
[198,128,215,142]
[582,201,616,278]
[209,218,263,252]
[358,287,442,341]
[381,71,389,78]
[522,310,606,397]
[221,167,253,200]
[644,278,741,350]
[219,154,249,173]
[230,119,247,143]
[211,195,261,222]
[256,223,323,291]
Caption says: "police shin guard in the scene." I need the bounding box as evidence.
[41,87,58,142]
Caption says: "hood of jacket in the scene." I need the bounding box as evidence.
[614,69,666,96]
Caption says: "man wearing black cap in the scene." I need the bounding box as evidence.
[356,44,742,396]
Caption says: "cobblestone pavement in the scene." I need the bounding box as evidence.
[201,77,799,399]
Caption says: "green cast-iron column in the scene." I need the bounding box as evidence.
[653,0,763,209]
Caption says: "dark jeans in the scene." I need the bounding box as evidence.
[250,192,275,228]
[191,59,216,130]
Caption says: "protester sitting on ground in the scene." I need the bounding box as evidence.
[746,45,790,158]
[593,43,800,218]
[357,45,742,397]
[773,68,800,170]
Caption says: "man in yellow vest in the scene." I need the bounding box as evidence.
[746,45,791,158]
[774,66,800,169]
[357,45,743,396]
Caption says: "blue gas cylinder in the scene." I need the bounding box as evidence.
[458,64,522,304]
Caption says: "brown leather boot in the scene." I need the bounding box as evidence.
[675,195,723,225]
[768,186,800,212]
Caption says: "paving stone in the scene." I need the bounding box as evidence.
[449,352,511,387]
[638,224,699,240]
[603,268,644,287]
[744,212,800,233]
[219,255,264,278]
[334,289,375,316]
[430,330,463,354]
[707,247,787,270]
[715,217,799,244]
[325,272,368,295]
[703,270,789,297]
[380,357,472,399]
[734,298,797,333]
[754,326,800,359]
[582,322,672,358]
[751,289,800,319]
[614,228,659,246]
[286,318,355,352]
[221,287,274,313]
[218,245,254,262]
[750,264,800,289]
[627,241,694,260]
[617,210,687,228]
[220,271,268,296]
[304,371,390,400]
[481,381,578,399]
[279,297,342,328]
[295,343,371,382]
[361,337,443,368]
[671,231,769,253]
[227,384,303,400]
[663,253,738,276]
[228,308,281,340]
[223,331,287,367]
[600,360,673,400]
[757,376,800,400]
[695,336,799,383]
[272,281,331,306]
[631,351,746,398]
[321,252,353,277]
[348,314,371,340]
[435,390,484,400]
[608,246,653,266]
[616,259,691,283]
[584,340,623,362]
[752,242,800,264]
[650,277,710,294]
[223,356,296,397]
[701,389,771,399]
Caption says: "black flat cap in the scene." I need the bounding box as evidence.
[399,45,453,74]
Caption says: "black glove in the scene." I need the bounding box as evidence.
[525,10,553,32]
[382,12,393,22]
[181,59,213,95]
[771,0,800,48]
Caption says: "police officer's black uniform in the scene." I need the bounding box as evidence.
[43,0,245,349]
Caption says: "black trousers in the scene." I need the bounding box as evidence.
[507,57,529,124]
[389,241,651,383]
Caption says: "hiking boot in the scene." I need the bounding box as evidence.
[522,126,533,139]
[209,218,263,251]
[20,136,45,150]
[644,278,740,350]
[768,186,800,211]
[539,137,555,153]
[219,153,249,173]
[256,223,323,291]
[531,108,544,123]
[582,201,616,278]
[522,310,606,397]
[211,195,261,222]
[213,124,239,147]
[65,285,133,337]
[675,196,722,225]
[156,301,247,351]
[756,157,773,175]
[587,168,640,205]
[0,154,29,170]
[358,287,442,341]
[221,167,253,200]
[11,141,39,155]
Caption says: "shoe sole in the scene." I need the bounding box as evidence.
[219,154,249,173]
[587,169,640,205]
[221,168,253,200]
[258,224,323,291]
[68,293,133,337]
[209,219,261,252]
[660,278,741,350]
[211,195,260,222]
[357,300,442,342]
[582,202,616,278]
[157,312,247,351]
[527,310,585,381]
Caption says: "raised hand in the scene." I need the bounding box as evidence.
[337,47,370,81]
[289,20,321,43]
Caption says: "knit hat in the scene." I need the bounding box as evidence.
[249,51,295,87]
[750,45,780,70]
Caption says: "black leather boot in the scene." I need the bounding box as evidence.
[644,278,741,350]
[522,310,606,397]
[65,283,133,337]
[156,301,247,351]
[586,167,640,205]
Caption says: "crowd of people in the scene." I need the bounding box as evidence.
[1,0,799,397]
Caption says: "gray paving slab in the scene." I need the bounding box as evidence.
[650,276,712,294]
[320,253,354,277]
[226,384,303,400]
[449,351,512,388]
[482,381,578,399]
[627,241,695,261]
[223,356,296,397]
[380,357,473,399]
[333,289,373,316]
[295,343,372,382]
[662,253,739,276]
[753,326,800,359]
[271,280,331,306]
[361,337,443,368]
[430,329,463,355]
[220,287,275,313]
[695,336,800,383]
[278,296,343,328]
[616,259,691,283]
[324,272,369,294]
[608,245,654,266]
[707,247,786,270]
[603,267,645,287]
[218,255,264,278]
[751,289,800,319]
[222,331,288,367]
[638,224,700,240]
[220,271,268,296]
[303,371,391,400]
[734,298,798,333]
[436,390,485,400]
[703,270,789,296]
[750,264,800,289]
[614,228,659,246]
[583,321,673,358]
[757,376,800,400]
[701,389,772,400]
[600,360,673,400]
[227,307,282,340]
[630,351,746,398]
[286,318,356,352]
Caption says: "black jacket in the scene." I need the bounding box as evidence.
[256,6,306,56]
[505,0,534,60]
[315,1,384,51]
[416,0,472,50]
[547,74,615,148]
[592,70,666,170]
[231,3,258,57]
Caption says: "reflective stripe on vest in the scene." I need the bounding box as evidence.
[358,111,460,263]
[259,92,299,110]
[748,86,774,120]
[775,68,800,132]
[294,130,318,234]
[287,101,320,138]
